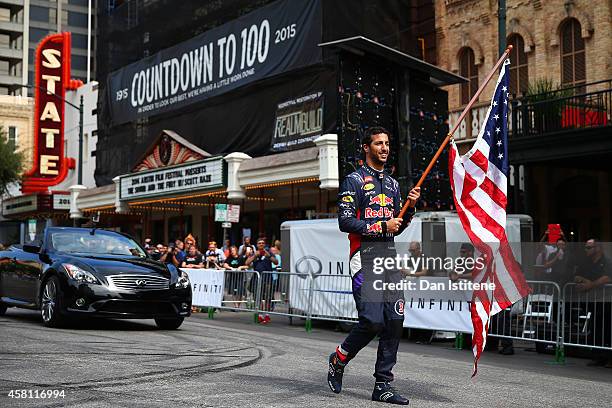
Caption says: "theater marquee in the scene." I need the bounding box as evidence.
[119,157,226,201]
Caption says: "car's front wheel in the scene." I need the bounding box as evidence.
[154,317,184,330]
[0,302,7,316]
[40,276,64,328]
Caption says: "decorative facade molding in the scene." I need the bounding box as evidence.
[508,18,536,53]
[450,34,485,73]
[224,152,251,201]
[549,5,593,47]
[314,134,339,190]
[132,130,210,172]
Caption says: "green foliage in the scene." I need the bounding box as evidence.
[0,126,24,195]
[522,79,573,133]
[524,78,573,103]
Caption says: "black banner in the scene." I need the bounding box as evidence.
[107,0,321,125]
[271,91,324,151]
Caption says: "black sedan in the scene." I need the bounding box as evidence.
[0,227,191,329]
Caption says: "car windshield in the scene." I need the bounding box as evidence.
[50,230,146,257]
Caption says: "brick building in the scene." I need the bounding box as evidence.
[0,94,33,168]
[434,0,612,240]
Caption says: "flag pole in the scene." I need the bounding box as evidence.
[398,45,514,219]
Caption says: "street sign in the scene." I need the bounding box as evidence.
[221,222,232,228]
[227,204,240,223]
[214,204,240,222]
[28,219,36,241]
[214,204,227,222]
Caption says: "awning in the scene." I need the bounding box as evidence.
[318,36,467,87]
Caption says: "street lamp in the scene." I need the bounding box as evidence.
[13,83,84,185]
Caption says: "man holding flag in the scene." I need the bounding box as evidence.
[381,45,529,376]
[327,126,421,405]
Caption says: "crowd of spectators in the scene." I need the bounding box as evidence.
[143,234,282,323]
[143,234,282,273]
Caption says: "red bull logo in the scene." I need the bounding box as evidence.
[366,222,383,233]
[368,194,393,207]
[394,299,405,316]
[364,207,393,218]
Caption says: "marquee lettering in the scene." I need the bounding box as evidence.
[21,32,78,194]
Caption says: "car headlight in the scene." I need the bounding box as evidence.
[63,264,99,284]
[174,270,190,289]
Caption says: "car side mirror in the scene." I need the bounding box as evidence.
[23,243,41,254]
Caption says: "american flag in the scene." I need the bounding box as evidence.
[448,59,531,376]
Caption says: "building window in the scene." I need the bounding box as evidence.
[72,33,88,49]
[8,126,17,150]
[560,18,586,91]
[507,35,528,96]
[459,47,478,105]
[72,55,87,71]
[30,6,50,22]
[68,11,88,27]
[30,28,50,43]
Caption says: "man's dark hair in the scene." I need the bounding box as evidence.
[460,243,475,253]
[362,126,391,147]
[586,238,601,248]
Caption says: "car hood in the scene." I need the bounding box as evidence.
[64,255,171,278]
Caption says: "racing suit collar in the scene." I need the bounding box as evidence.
[363,163,386,179]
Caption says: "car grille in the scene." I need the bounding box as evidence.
[106,274,169,291]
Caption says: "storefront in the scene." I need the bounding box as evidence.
[73,130,338,247]
[1,192,72,239]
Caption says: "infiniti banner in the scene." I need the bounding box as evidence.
[107,0,321,125]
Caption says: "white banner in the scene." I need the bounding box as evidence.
[285,217,475,331]
[403,276,472,332]
[288,219,354,318]
[183,268,225,307]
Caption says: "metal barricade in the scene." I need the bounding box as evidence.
[562,283,612,352]
[487,280,563,358]
[304,273,357,325]
[249,271,356,331]
[256,271,311,320]
[217,270,261,313]
[209,269,612,361]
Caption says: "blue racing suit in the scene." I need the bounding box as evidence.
[337,163,416,382]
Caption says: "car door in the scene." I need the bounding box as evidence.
[4,243,44,304]
[0,248,15,300]
[18,249,45,304]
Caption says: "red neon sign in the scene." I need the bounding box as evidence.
[22,32,77,194]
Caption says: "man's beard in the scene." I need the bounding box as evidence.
[370,154,387,167]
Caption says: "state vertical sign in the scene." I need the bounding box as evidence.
[21,33,76,194]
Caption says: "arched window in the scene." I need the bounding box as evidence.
[560,18,586,90]
[459,48,478,105]
[507,34,528,96]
